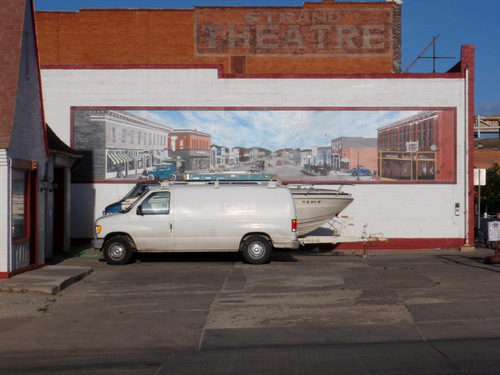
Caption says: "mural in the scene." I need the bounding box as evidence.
[71,108,456,183]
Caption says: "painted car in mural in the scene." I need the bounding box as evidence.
[146,163,178,181]
[348,166,372,176]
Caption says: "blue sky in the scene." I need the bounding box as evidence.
[127,110,419,150]
[34,0,500,115]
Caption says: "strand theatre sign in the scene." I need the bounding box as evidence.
[195,7,393,57]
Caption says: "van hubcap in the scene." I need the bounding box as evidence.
[109,244,125,259]
[249,242,264,258]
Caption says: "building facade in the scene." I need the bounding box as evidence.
[36,0,402,75]
[1,0,78,277]
[34,1,476,251]
[169,129,211,171]
[331,137,378,172]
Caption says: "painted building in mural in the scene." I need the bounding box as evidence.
[377,110,455,181]
[169,129,211,171]
[34,0,476,251]
[331,137,378,172]
[72,109,212,180]
[73,110,172,181]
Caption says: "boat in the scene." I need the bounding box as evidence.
[288,185,354,237]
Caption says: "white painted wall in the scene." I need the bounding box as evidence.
[40,68,468,241]
[0,150,10,273]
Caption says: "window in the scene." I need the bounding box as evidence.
[422,122,427,147]
[428,121,433,146]
[122,129,126,143]
[112,128,116,143]
[140,192,170,215]
[12,170,27,238]
[131,130,134,144]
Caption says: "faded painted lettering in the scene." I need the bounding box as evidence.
[195,8,392,56]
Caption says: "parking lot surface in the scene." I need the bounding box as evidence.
[1,246,500,374]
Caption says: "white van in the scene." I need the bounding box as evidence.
[92,181,300,265]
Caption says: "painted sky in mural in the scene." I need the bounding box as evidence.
[129,110,419,151]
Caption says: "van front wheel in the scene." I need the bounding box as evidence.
[241,236,272,264]
[103,236,133,265]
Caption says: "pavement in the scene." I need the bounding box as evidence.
[1,243,498,296]
[1,244,500,374]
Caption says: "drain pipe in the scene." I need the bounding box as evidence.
[462,67,474,250]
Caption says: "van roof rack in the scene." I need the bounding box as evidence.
[183,172,280,182]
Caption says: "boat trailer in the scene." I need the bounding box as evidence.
[299,216,387,246]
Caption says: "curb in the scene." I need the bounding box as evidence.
[0,265,93,295]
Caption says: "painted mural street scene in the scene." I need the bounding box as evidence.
[73,109,454,183]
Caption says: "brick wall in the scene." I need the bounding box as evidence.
[475,150,500,169]
[35,1,401,74]
[0,0,25,149]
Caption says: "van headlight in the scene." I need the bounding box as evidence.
[95,225,102,235]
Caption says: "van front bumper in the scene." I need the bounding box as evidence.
[92,238,105,250]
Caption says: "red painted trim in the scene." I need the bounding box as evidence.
[70,109,75,149]
[41,64,224,73]
[41,63,464,80]
[71,105,457,112]
[331,238,466,251]
[0,263,46,279]
[461,45,476,246]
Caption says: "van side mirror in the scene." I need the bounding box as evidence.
[137,205,144,216]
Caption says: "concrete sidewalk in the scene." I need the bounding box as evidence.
[0,245,98,294]
[0,264,93,295]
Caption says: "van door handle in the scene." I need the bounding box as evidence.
[169,223,173,232]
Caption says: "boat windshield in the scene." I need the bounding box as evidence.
[121,188,150,213]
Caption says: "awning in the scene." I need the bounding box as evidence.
[107,154,121,164]
[131,155,142,161]
[121,154,134,162]
[115,154,129,163]
[340,158,350,163]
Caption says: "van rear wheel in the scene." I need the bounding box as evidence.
[103,236,133,265]
[241,236,272,264]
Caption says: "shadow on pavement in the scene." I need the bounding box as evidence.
[435,253,500,274]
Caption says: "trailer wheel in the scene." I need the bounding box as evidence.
[103,236,133,265]
[147,174,156,180]
[169,174,177,181]
[241,236,272,264]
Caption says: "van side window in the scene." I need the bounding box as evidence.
[141,192,170,215]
